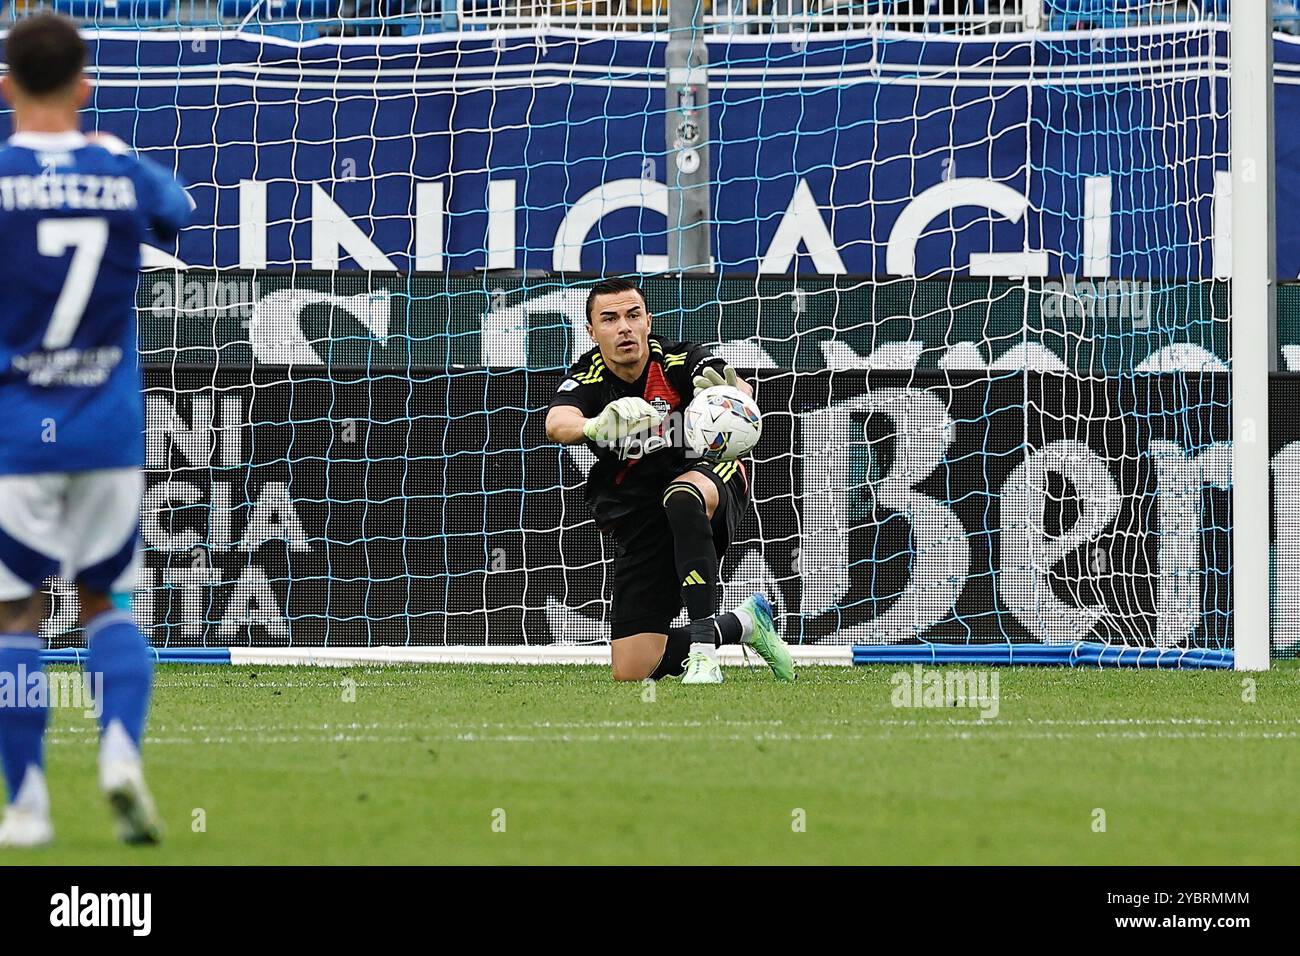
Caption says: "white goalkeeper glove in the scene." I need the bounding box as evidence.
[582,397,664,443]
[693,363,739,392]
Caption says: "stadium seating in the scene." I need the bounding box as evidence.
[217,0,340,18]
[0,0,1253,33]
[1042,0,1222,31]
[49,0,174,19]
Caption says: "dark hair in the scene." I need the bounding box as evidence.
[4,15,86,97]
[585,277,647,324]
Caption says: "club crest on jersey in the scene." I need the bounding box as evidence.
[615,399,678,461]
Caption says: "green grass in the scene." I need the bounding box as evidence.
[8,661,1299,865]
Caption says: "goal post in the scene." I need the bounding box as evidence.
[665,0,712,273]
[1230,0,1276,672]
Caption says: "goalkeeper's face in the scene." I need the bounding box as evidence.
[587,289,653,372]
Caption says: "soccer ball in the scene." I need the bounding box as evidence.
[684,386,763,461]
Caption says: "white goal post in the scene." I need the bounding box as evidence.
[1231,0,1276,672]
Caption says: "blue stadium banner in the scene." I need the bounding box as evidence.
[15,22,1300,277]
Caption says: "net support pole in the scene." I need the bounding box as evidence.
[665,0,712,272]
[1230,3,1276,671]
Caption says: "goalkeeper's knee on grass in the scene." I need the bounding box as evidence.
[649,628,692,679]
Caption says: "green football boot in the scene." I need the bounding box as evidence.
[738,593,795,682]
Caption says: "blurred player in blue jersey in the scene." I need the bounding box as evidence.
[0,15,192,848]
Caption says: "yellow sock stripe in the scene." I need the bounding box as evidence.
[663,482,706,509]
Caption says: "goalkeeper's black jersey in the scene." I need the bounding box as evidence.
[548,336,727,529]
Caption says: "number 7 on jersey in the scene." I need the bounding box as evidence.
[37,217,109,350]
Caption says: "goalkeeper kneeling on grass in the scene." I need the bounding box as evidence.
[544,277,793,685]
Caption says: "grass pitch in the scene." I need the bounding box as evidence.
[9,661,1298,865]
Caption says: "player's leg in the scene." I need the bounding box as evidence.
[607,515,694,681]
[0,474,62,847]
[66,468,162,845]
[662,465,750,681]
[668,462,794,681]
[611,629,709,682]
[711,463,793,680]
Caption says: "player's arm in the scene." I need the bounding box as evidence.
[546,396,664,446]
[545,376,663,446]
[546,373,600,445]
[545,403,591,445]
[135,156,195,241]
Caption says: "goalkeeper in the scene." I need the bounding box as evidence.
[545,278,793,684]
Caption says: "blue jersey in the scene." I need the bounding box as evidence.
[0,131,192,476]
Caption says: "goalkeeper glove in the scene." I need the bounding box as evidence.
[582,396,664,443]
[692,363,739,392]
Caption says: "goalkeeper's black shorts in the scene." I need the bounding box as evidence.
[607,458,751,640]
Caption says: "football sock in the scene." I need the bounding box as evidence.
[715,613,744,644]
[650,627,693,679]
[731,602,759,641]
[0,637,47,806]
[685,614,744,648]
[84,610,153,750]
[663,481,718,621]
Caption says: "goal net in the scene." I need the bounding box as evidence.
[6,4,1287,665]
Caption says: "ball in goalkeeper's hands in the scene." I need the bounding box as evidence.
[684,384,762,461]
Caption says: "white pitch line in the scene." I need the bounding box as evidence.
[43,716,1300,735]
[42,728,1300,746]
[44,733,1300,745]
[228,644,855,667]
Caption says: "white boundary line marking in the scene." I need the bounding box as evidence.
[228,644,854,667]
[45,730,1300,745]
